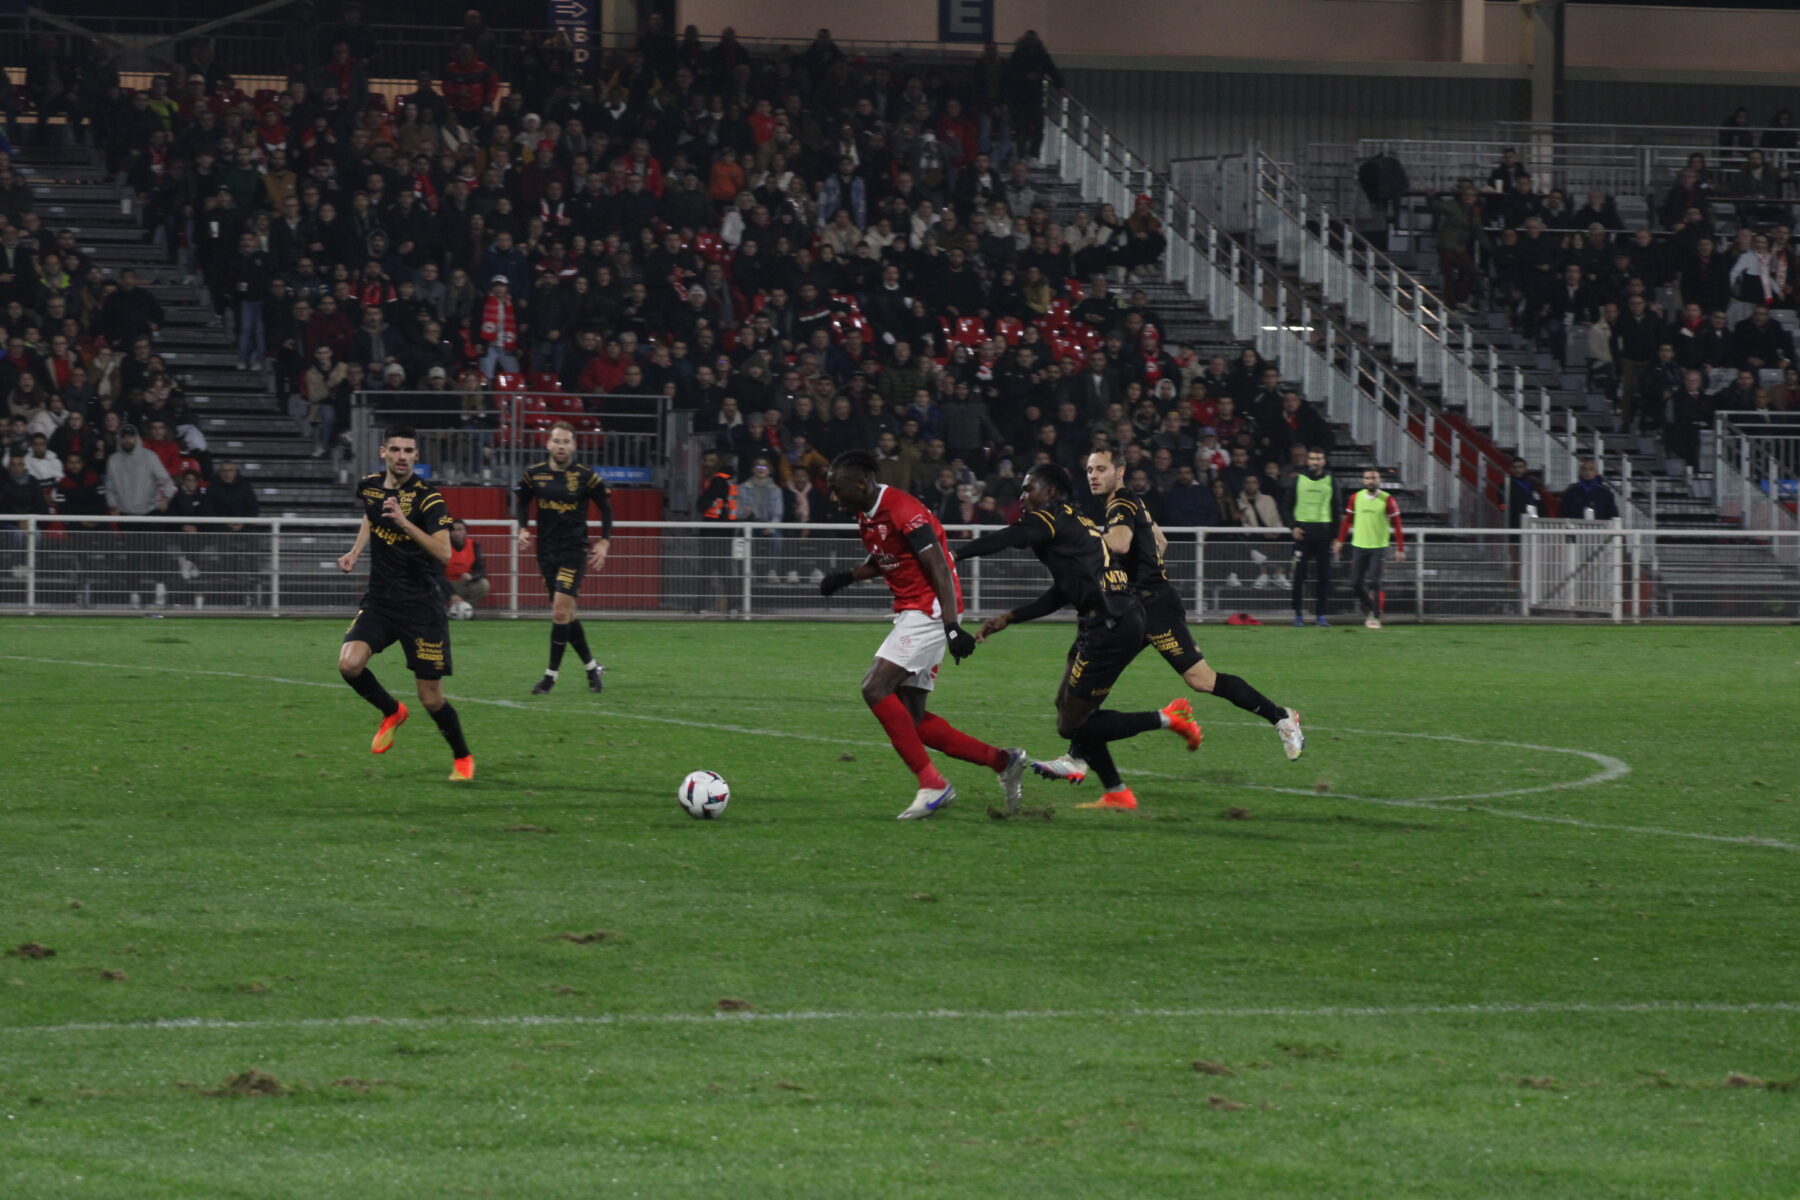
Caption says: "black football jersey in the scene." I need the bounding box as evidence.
[1103,487,1174,598]
[357,472,453,608]
[1017,499,1135,618]
[515,460,614,563]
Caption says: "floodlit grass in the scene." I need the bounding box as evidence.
[2,619,1798,1198]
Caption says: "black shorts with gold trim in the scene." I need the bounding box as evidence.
[539,557,586,597]
[344,601,452,679]
[1140,586,1204,673]
[1064,602,1147,703]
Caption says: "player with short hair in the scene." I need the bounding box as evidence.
[516,420,614,694]
[335,424,474,781]
[821,450,1032,820]
[1333,467,1406,629]
[956,463,1203,812]
[1064,447,1302,792]
[1287,446,1336,626]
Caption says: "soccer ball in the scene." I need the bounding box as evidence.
[448,598,474,620]
[677,770,730,819]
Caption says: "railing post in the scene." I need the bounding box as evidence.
[269,519,281,617]
[508,517,520,618]
[739,526,754,618]
[1414,528,1425,622]
[24,515,35,616]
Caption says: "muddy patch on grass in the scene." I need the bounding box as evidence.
[987,804,1054,820]
[505,824,553,834]
[1206,1094,1245,1111]
[6,943,54,959]
[203,1070,288,1098]
[1192,1060,1235,1076]
[554,930,616,945]
[98,969,128,982]
[717,997,754,1012]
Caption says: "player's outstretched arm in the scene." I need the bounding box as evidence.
[337,517,370,572]
[820,557,880,596]
[956,522,1033,560]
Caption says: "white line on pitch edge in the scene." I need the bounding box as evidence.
[5,1000,1800,1038]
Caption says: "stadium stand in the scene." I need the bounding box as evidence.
[3,13,1438,548]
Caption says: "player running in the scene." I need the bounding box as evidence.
[1333,467,1405,629]
[1060,447,1304,786]
[335,424,474,781]
[955,463,1202,813]
[821,450,1031,820]
[516,420,614,694]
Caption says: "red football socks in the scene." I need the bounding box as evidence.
[870,694,946,788]
[915,713,1008,772]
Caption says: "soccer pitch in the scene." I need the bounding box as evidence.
[3,619,1798,1198]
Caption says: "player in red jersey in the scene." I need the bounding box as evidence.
[821,450,1032,819]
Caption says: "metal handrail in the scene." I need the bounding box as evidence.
[1713,411,1800,536]
[1042,90,1503,525]
[1245,147,1639,516]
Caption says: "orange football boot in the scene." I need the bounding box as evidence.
[371,703,409,754]
[447,756,476,782]
[1076,788,1139,811]
[1162,698,1204,751]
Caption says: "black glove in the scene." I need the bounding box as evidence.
[945,623,977,664]
[819,570,856,597]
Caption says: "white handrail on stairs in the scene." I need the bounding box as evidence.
[1255,153,1579,471]
[1042,92,1499,525]
[1245,147,1611,506]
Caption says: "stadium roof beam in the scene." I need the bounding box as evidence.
[26,1,300,70]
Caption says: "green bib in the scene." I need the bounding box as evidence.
[1352,489,1392,549]
[1292,473,1334,524]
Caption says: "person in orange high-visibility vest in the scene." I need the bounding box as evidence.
[696,451,739,612]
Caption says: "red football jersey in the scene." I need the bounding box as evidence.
[856,485,964,617]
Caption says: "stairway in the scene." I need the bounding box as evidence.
[1028,168,1448,528]
[21,147,343,518]
[1374,203,1728,528]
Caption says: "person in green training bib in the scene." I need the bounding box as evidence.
[1331,467,1406,629]
[1286,446,1336,627]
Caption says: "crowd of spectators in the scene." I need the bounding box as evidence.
[0,7,1355,548]
[1421,118,1800,471]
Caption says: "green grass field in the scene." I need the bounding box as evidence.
[3,618,1799,1198]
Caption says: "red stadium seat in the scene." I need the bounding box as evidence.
[1064,278,1085,301]
[527,371,562,391]
[993,316,1023,345]
[952,316,986,347]
[1047,299,1072,322]
[493,373,525,390]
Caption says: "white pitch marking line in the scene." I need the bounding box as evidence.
[7,655,1789,852]
[6,1000,1800,1038]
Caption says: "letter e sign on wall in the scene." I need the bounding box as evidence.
[939,0,994,44]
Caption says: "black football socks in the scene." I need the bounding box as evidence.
[547,622,571,675]
[429,702,471,758]
[567,620,596,670]
[1211,673,1285,724]
[346,668,400,717]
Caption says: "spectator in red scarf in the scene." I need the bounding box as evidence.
[478,275,520,377]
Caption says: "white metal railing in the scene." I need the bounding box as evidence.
[0,515,1793,623]
[1349,137,1799,205]
[1042,91,1505,526]
[1248,147,1600,504]
[1713,415,1800,558]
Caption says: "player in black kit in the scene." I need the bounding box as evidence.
[335,425,475,781]
[516,421,614,695]
[954,463,1203,811]
[1083,447,1304,767]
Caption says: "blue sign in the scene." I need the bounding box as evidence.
[938,0,993,43]
[601,467,654,485]
[548,0,593,67]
